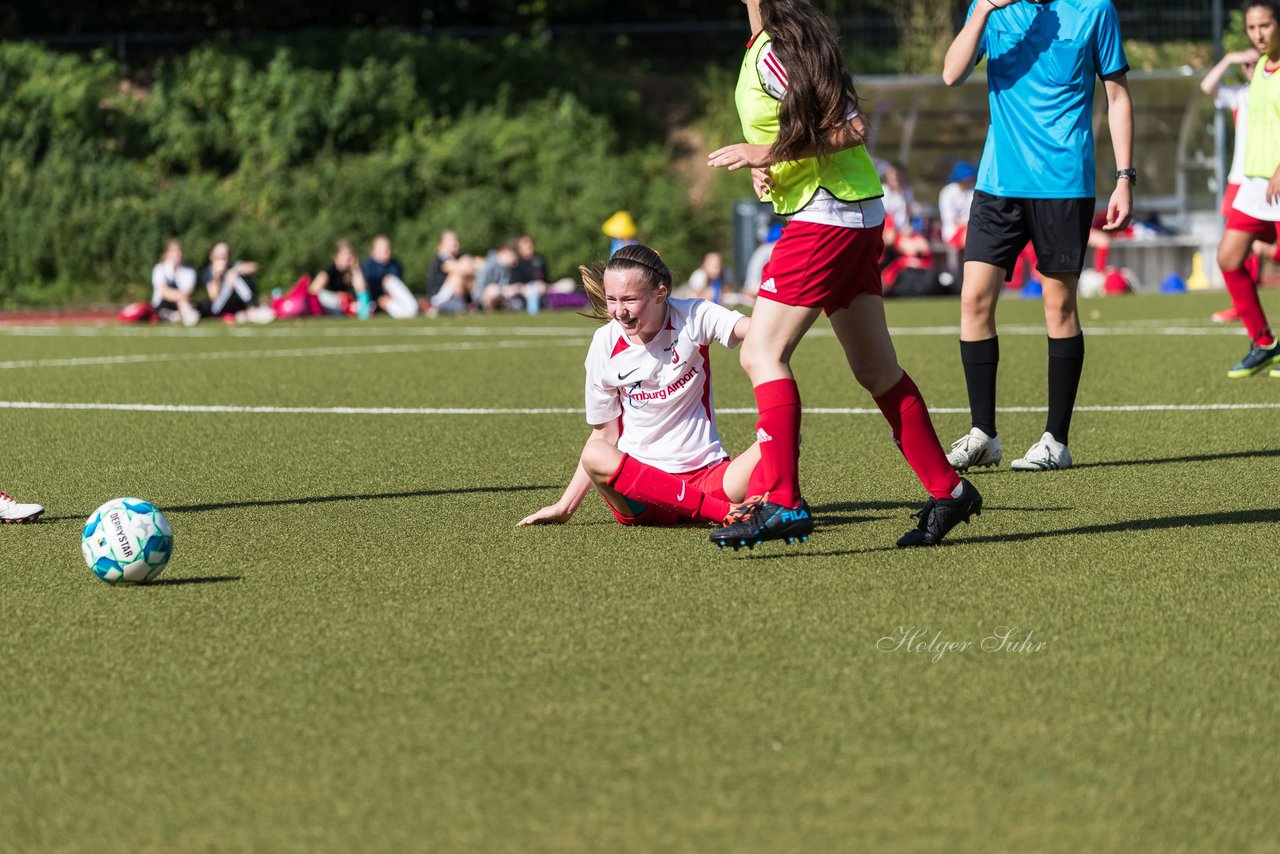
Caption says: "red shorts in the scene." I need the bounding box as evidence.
[605,457,732,527]
[1225,195,1279,242]
[759,220,884,316]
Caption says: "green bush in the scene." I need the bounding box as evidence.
[0,34,712,307]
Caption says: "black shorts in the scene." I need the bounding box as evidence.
[964,190,1094,281]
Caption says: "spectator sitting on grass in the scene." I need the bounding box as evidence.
[515,233,549,309]
[515,234,548,285]
[674,251,726,303]
[151,238,201,327]
[309,239,369,316]
[475,240,526,312]
[938,161,979,280]
[201,242,274,323]
[878,163,936,290]
[738,224,785,308]
[426,229,476,316]
[880,162,932,260]
[939,161,978,251]
[362,235,418,319]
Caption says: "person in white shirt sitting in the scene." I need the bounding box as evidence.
[151,239,201,326]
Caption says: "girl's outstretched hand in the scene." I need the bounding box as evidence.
[517,504,573,527]
[709,143,773,171]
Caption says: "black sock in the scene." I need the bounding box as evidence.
[960,337,999,438]
[1046,333,1085,445]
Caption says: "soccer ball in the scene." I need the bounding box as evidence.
[81,498,173,584]
[1077,268,1106,298]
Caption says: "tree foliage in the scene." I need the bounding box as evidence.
[4,0,1222,35]
[0,35,715,306]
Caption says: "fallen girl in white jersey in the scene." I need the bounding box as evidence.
[517,243,767,530]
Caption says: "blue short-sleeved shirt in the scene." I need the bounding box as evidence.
[969,0,1128,199]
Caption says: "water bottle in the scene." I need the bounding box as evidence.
[526,282,541,315]
[357,291,371,320]
[711,277,723,305]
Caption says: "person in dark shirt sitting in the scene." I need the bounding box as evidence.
[309,239,369,317]
[426,229,477,316]
[200,242,274,323]
[361,235,418,318]
[515,234,548,285]
[475,240,524,312]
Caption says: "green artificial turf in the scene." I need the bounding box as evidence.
[2,292,1278,852]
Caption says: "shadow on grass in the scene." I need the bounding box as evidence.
[811,500,1071,530]
[146,576,244,587]
[955,507,1280,547]
[741,507,1280,560]
[41,484,555,521]
[961,448,1280,476]
[809,499,918,528]
[1069,448,1280,470]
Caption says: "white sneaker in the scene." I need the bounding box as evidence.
[244,305,276,324]
[0,490,44,523]
[947,427,1002,471]
[1011,432,1073,471]
[180,304,200,327]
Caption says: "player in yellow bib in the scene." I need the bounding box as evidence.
[706,0,982,550]
[1218,0,1280,378]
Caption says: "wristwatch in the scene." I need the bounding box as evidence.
[1115,168,1138,186]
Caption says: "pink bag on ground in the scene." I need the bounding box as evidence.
[119,302,155,323]
[272,275,323,318]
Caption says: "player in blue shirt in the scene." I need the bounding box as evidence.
[942,0,1134,472]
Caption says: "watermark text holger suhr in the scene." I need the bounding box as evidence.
[877,626,1048,663]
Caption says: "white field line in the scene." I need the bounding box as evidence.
[0,339,585,370]
[884,325,1243,337]
[0,323,1246,370]
[3,401,1279,417]
[0,324,594,339]
[0,322,1243,339]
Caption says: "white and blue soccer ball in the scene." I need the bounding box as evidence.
[81,498,173,584]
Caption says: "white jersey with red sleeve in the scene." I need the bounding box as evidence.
[584,297,744,473]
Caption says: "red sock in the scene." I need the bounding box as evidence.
[1094,244,1110,272]
[1222,265,1274,346]
[752,378,802,508]
[608,455,729,524]
[874,373,962,500]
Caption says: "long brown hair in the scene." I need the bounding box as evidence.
[579,244,672,323]
[1244,0,1280,18]
[760,0,863,163]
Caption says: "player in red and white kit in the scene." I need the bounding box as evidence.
[0,488,44,524]
[517,244,765,530]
